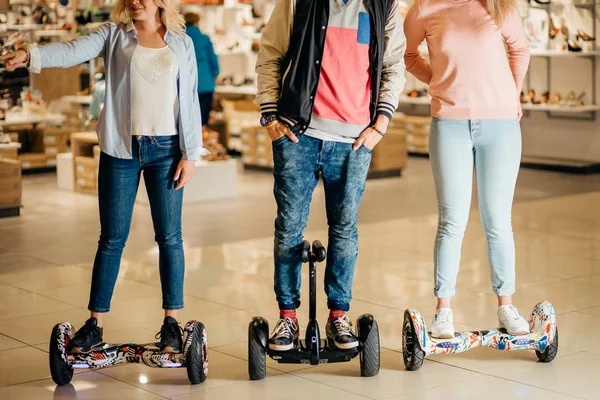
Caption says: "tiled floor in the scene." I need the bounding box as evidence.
[1,159,600,399]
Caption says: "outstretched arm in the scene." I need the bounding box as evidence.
[0,23,112,72]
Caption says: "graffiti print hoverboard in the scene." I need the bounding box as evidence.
[49,320,208,385]
[402,301,558,370]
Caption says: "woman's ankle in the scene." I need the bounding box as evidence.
[436,298,451,310]
[497,296,513,307]
[90,312,104,328]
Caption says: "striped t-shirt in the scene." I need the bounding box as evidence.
[306,0,372,143]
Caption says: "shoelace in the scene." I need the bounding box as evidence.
[272,317,297,339]
[435,310,452,324]
[155,323,184,341]
[500,306,522,321]
[333,317,354,337]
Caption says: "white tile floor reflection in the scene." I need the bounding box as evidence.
[2,164,600,399]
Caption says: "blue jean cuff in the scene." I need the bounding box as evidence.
[433,290,455,299]
[327,300,350,312]
[494,288,515,297]
[277,300,301,311]
[88,306,110,313]
[163,304,185,311]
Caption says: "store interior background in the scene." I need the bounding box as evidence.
[1,0,600,399]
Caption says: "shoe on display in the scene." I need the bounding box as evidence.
[497,305,530,336]
[156,316,184,353]
[431,308,455,339]
[326,314,359,349]
[67,317,104,353]
[268,317,300,351]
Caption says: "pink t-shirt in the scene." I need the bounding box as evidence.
[403,0,530,119]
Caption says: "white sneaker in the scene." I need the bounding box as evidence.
[497,305,530,335]
[431,308,455,339]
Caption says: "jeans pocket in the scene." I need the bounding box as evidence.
[152,135,179,149]
[360,144,373,154]
[272,135,288,145]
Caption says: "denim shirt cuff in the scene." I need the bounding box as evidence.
[27,44,42,74]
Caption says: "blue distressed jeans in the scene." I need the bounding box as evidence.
[89,135,185,312]
[429,118,522,298]
[272,134,372,312]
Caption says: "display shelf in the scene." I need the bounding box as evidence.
[521,103,600,112]
[0,142,21,150]
[530,49,600,57]
[529,1,599,11]
[398,97,599,114]
[7,24,61,31]
[215,85,257,96]
[398,96,430,106]
[33,30,70,38]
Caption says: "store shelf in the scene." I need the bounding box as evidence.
[0,142,21,150]
[398,97,600,113]
[530,49,600,57]
[33,30,71,38]
[215,85,257,96]
[529,1,599,10]
[521,103,600,112]
[398,96,431,106]
[7,24,61,31]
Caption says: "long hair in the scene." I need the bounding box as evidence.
[486,0,517,26]
[111,0,186,36]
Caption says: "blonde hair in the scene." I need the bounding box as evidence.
[486,0,517,26]
[111,0,186,36]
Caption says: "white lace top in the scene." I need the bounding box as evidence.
[131,45,180,136]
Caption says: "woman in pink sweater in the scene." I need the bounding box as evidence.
[404,0,531,338]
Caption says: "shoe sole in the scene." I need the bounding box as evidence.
[431,332,454,339]
[332,340,358,350]
[68,340,103,354]
[161,346,181,353]
[269,342,294,351]
[326,335,359,350]
[498,323,530,336]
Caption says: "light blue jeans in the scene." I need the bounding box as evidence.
[429,118,522,299]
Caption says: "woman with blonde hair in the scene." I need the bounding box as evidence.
[0,0,207,352]
[403,0,530,337]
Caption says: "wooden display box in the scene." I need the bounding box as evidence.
[71,132,99,194]
[75,156,98,194]
[368,125,408,178]
[0,159,22,216]
[241,126,274,169]
[0,148,18,160]
[222,99,261,152]
[18,153,47,170]
[399,115,432,155]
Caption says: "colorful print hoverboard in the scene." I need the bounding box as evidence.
[49,320,208,385]
[402,301,558,370]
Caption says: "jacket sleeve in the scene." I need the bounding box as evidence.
[255,0,294,116]
[208,39,220,78]
[403,2,432,84]
[501,9,530,79]
[28,23,111,73]
[377,0,407,120]
[182,36,209,161]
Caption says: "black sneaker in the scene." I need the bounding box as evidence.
[67,317,103,353]
[156,316,184,353]
[268,317,299,351]
[326,315,358,349]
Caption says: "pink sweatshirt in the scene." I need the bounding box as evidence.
[403,0,530,119]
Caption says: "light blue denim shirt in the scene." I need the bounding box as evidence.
[29,22,209,161]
